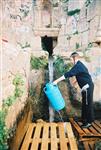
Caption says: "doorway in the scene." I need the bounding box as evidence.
[41,36,57,56]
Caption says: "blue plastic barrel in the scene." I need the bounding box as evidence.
[44,83,65,111]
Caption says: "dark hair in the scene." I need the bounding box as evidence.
[70,52,79,57]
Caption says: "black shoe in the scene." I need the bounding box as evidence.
[81,123,92,128]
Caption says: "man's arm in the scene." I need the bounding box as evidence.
[53,75,65,85]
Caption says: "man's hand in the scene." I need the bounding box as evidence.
[52,81,57,85]
[53,75,65,85]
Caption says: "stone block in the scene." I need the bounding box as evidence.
[81,30,89,46]
[78,17,88,32]
[87,0,101,21]
[89,16,99,42]
[2,84,15,100]
[79,5,87,20]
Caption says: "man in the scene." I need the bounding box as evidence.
[53,52,94,128]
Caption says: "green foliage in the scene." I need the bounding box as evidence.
[75,42,80,49]
[3,74,24,108]
[19,5,29,18]
[3,96,16,108]
[73,31,79,35]
[1,74,25,149]
[68,9,80,16]
[13,74,24,86]
[94,140,101,150]
[30,56,48,70]
[13,74,24,98]
[54,56,72,78]
[0,111,9,150]
[85,0,93,7]
[17,42,30,49]
[14,87,24,98]
[62,0,69,3]
[88,42,93,48]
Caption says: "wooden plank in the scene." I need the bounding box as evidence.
[21,123,36,150]
[83,141,90,150]
[66,122,78,150]
[89,141,95,150]
[77,122,93,136]
[80,138,98,142]
[94,120,101,128]
[50,123,57,150]
[92,122,101,135]
[41,123,49,150]
[89,125,100,135]
[31,123,43,150]
[94,121,101,132]
[69,118,85,137]
[58,123,68,150]
[82,128,94,136]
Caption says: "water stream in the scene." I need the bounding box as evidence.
[48,56,55,122]
[48,56,64,123]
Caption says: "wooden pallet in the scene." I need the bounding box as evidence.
[69,118,101,150]
[20,122,78,150]
[69,118,101,138]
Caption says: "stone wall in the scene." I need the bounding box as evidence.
[1,0,33,128]
[54,0,101,53]
[53,0,101,102]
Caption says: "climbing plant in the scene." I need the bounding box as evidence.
[67,9,80,16]
[54,56,72,78]
[17,41,31,49]
[75,42,80,50]
[85,0,93,7]
[0,74,24,149]
[0,111,9,150]
[30,56,48,70]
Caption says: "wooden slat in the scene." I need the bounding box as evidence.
[41,123,49,150]
[31,123,43,150]
[95,120,101,128]
[83,141,90,150]
[50,123,58,150]
[21,123,36,150]
[66,122,78,150]
[89,125,100,135]
[69,118,85,137]
[77,122,93,136]
[89,141,95,150]
[20,122,79,150]
[58,123,68,150]
[92,122,101,135]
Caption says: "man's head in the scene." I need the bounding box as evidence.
[70,52,79,64]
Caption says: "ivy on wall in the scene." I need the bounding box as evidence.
[30,56,48,70]
[54,56,72,78]
[0,74,24,150]
[85,0,93,7]
[67,9,80,16]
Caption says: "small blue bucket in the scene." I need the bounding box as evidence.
[44,83,65,111]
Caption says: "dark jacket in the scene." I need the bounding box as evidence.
[64,61,93,88]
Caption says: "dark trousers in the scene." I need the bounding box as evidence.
[81,83,94,124]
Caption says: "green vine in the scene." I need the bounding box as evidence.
[0,111,9,150]
[54,56,72,78]
[19,4,30,18]
[75,42,80,50]
[85,0,93,7]
[17,42,31,49]
[68,9,80,16]
[0,74,24,149]
[30,56,48,70]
